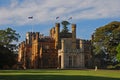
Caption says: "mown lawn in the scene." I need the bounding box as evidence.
[0,69,120,80]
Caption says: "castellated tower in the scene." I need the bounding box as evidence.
[72,24,76,49]
[55,23,60,49]
[36,32,39,42]
[31,32,40,68]
[50,27,55,39]
[26,32,33,44]
[58,23,85,69]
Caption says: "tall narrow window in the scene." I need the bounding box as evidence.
[73,56,77,67]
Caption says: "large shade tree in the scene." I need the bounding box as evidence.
[0,28,20,69]
[92,21,120,64]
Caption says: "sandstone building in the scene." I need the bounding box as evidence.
[18,23,92,69]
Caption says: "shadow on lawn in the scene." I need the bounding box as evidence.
[0,75,120,80]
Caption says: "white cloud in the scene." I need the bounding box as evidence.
[0,0,120,26]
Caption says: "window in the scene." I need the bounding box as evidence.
[73,56,77,66]
[69,56,72,67]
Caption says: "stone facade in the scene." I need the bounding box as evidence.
[58,38,85,69]
[18,32,58,69]
[18,23,92,69]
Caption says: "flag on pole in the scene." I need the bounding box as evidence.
[68,17,72,20]
[56,16,59,19]
[28,16,33,19]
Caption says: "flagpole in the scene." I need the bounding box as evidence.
[68,17,72,24]
[28,16,33,32]
[56,16,60,23]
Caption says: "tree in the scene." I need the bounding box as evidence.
[0,28,20,69]
[61,21,70,33]
[92,21,120,64]
[0,45,17,69]
[116,44,120,62]
[0,28,20,50]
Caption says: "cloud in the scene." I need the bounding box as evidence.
[0,0,120,26]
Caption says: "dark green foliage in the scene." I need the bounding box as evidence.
[0,28,20,50]
[92,21,120,65]
[116,44,120,62]
[0,45,17,69]
[61,21,70,33]
[0,28,20,69]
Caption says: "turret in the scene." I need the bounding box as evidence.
[72,24,76,49]
[50,27,55,38]
[32,32,35,41]
[36,32,39,42]
[55,23,60,49]
[26,32,32,44]
[80,40,84,52]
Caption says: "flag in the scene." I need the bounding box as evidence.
[68,17,72,20]
[56,16,59,19]
[28,16,33,19]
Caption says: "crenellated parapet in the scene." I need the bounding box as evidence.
[50,22,77,49]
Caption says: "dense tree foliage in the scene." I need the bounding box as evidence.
[92,21,120,65]
[61,21,70,33]
[116,44,120,62]
[0,28,20,69]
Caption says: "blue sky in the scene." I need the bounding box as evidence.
[0,0,120,43]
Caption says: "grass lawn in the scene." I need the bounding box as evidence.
[0,69,120,80]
